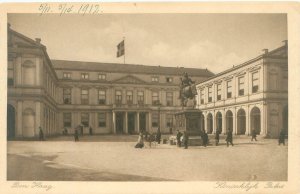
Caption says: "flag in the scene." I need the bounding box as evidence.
[117,40,125,57]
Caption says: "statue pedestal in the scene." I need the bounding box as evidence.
[175,108,203,146]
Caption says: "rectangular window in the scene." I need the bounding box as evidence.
[166,92,173,106]
[200,89,204,104]
[8,69,14,86]
[208,87,212,102]
[151,76,159,82]
[63,88,72,104]
[115,90,122,104]
[238,77,245,96]
[98,113,106,127]
[81,89,89,104]
[63,72,71,79]
[166,114,173,127]
[217,83,222,101]
[81,73,89,80]
[166,77,173,83]
[152,91,159,105]
[98,74,106,80]
[227,80,232,98]
[152,112,159,127]
[98,89,106,105]
[63,113,71,127]
[81,113,89,127]
[137,91,144,105]
[252,72,259,93]
[126,91,133,104]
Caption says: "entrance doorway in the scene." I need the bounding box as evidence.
[116,112,124,134]
[250,107,261,134]
[128,112,135,134]
[216,112,222,134]
[7,104,16,139]
[139,113,146,132]
[226,110,233,133]
[237,109,246,135]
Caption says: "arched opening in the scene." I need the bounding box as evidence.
[23,108,35,137]
[226,110,233,133]
[216,112,222,133]
[200,113,205,132]
[22,60,36,85]
[7,104,16,139]
[237,109,246,135]
[282,105,288,135]
[207,113,213,134]
[250,107,261,134]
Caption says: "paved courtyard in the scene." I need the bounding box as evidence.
[7,135,288,181]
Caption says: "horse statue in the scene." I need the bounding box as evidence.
[179,72,198,107]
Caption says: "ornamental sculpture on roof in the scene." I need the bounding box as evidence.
[179,72,197,107]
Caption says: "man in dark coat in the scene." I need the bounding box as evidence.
[215,129,220,146]
[176,130,183,147]
[226,129,234,147]
[278,129,285,146]
[74,129,79,142]
[251,129,257,141]
[183,131,189,149]
[202,130,209,147]
[89,126,93,136]
[156,128,161,144]
[39,126,44,141]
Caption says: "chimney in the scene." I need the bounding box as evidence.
[262,49,268,54]
[282,40,288,46]
[35,38,41,44]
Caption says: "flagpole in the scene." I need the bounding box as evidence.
[123,36,125,64]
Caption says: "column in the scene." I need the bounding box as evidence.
[16,56,22,85]
[124,112,128,134]
[148,112,152,132]
[246,105,251,135]
[35,102,41,136]
[112,111,116,134]
[136,112,140,133]
[222,110,226,134]
[233,109,237,135]
[35,57,40,86]
[261,105,266,136]
[212,111,215,134]
[16,101,23,137]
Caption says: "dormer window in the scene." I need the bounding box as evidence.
[151,76,159,82]
[63,72,71,79]
[166,77,173,83]
[99,74,106,80]
[81,73,89,80]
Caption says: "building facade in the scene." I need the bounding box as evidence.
[196,42,288,138]
[7,26,214,138]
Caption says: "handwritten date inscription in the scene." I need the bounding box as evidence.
[39,3,101,16]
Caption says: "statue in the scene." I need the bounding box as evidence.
[179,72,197,107]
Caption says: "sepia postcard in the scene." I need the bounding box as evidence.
[0,2,300,194]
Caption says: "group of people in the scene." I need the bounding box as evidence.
[73,125,94,142]
[135,129,162,148]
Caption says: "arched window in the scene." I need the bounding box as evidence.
[216,112,222,133]
[207,113,213,134]
[226,110,233,133]
[7,104,16,139]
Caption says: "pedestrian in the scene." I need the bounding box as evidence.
[215,129,220,146]
[74,129,79,142]
[278,129,285,146]
[201,130,208,147]
[251,129,257,141]
[156,128,161,144]
[176,130,183,147]
[226,129,234,147]
[80,124,84,136]
[183,131,189,149]
[135,132,144,148]
[89,126,93,136]
[38,126,44,141]
[62,127,68,135]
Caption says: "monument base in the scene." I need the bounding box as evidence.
[175,108,202,136]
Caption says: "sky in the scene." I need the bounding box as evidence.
[8,13,287,73]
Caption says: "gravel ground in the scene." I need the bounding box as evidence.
[7,136,288,181]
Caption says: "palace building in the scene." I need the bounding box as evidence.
[196,42,288,138]
[7,25,214,139]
